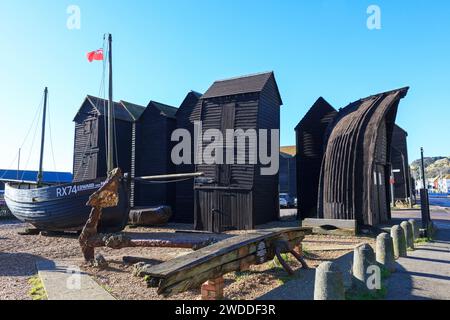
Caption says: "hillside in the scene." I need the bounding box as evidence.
[410,156,450,179]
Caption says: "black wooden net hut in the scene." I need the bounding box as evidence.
[295,97,337,219]
[72,96,145,182]
[190,72,283,232]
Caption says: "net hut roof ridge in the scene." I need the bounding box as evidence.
[393,123,408,136]
[295,97,336,130]
[74,95,146,122]
[201,71,283,104]
[147,101,178,119]
[120,100,147,121]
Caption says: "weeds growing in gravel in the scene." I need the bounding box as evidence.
[28,276,47,300]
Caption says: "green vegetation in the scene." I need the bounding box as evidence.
[415,237,431,244]
[28,276,47,300]
[346,266,390,300]
[410,156,450,180]
[346,286,388,300]
[271,253,292,269]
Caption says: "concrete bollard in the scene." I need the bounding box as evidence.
[314,261,345,300]
[391,225,407,258]
[409,219,420,240]
[352,244,376,290]
[401,221,414,250]
[376,233,396,273]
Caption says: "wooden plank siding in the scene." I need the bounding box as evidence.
[317,88,409,227]
[174,91,202,223]
[192,72,282,232]
[133,101,177,209]
[72,97,143,183]
[295,98,337,220]
[390,125,412,201]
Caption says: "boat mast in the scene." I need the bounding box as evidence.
[107,34,114,173]
[37,87,48,187]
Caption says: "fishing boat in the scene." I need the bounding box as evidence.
[4,34,130,232]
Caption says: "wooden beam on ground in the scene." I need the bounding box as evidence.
[136,227,312,297]
[84,233,215,251]
[302,218,357,236]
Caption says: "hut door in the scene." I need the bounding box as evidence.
[373,164,387,225]
[214,192,234,232]
[218,103,236,186]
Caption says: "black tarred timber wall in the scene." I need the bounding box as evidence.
[133,102,177,209]
[390,125,412,201]
[295,97,337,220]
[174,91,202,223]
[191,72,282,232]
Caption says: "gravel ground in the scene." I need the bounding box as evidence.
[0,218,374,300]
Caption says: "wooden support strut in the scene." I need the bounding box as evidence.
[135,227,312,297]
[273,239,309,275]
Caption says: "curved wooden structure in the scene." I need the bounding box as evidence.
[318,87,409,226]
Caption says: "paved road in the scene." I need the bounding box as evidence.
[386,213,450,300]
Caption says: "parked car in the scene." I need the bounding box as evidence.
[279,196,288,208]
[279,193,296,208]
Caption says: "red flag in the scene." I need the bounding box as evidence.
[87,49,104,62]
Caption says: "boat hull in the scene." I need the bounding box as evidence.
[4,178,129,232]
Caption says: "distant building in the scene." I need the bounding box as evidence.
[0,169,72,192]
[279,146,296,199]
[438,175,450,193]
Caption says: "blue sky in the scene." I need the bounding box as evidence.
[0,0,449,172]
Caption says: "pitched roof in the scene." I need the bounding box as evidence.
[148,101,178,119]
[74,96,146,122]
[120,100,146,121]
[295,97,337,130]
[202,71,282,104]
[189,91,203,99]
[0,170,72,184]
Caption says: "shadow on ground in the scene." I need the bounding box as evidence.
[0,252,52,277]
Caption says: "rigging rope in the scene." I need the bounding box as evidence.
[0,92,44,180]
[20,102,42,181]
[134,177,197,184]
[74,36,107,180]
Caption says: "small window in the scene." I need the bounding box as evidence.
[84,121,92,134]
